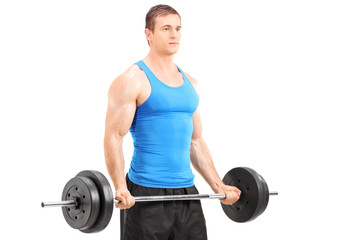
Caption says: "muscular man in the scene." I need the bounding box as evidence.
[104,4,241,240]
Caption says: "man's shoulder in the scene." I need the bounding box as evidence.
[183,71,199,93]
[181,71,197,84]
[119,64,145,82]
[113,64,146,86]
[109,64,146,95]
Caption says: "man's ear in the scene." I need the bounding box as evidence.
[145,28,153,44]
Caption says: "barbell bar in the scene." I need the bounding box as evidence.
[42,191,278,208]
[41,167,277,233]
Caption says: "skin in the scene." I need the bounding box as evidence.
[104,14,241,209]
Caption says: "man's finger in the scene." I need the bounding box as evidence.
[223,191,240,205]
[126,196,135,207]
[115,196,127,208]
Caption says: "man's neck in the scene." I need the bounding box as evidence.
[143,51,177,75]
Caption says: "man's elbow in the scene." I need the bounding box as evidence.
[191,136,202,148]
[104,130,124,146]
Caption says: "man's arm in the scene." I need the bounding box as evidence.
[187,75,241,205]
[104,68,141,209]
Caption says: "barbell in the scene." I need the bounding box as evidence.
[41,167,277,233]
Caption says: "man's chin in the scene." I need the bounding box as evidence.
[166,48,179,55]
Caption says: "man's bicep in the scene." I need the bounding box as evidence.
[105,100,136,138]
[105,76,138,137]
[187,74,202,141]
[192,107,202,141]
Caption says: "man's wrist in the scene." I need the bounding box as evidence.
[211,181,226,193]
[114,179,128,191]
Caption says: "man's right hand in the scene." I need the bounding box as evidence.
[115,187,135,209]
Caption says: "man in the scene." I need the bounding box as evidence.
[104,4,241,240]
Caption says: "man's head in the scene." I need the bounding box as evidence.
[145,4,182,55]
[145,4,181,32]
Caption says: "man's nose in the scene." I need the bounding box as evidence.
[170,29,178,38]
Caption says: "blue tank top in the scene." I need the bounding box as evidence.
[128,60,199,188]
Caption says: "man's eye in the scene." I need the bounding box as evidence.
[176,28,181,31]
[164,28,169,31]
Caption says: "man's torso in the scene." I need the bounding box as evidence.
[126,60,199,188]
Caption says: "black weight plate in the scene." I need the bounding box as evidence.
[76,170,114,233]
[61,176,101,230]
[221,167,269,222]
[254,173,269,220]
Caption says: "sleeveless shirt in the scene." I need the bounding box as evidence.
[128,60,199,188]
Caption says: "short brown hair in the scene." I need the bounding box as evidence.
[145,4,181,32]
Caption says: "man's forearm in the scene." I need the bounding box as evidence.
[190,137,225,192]
[104,134,127,190]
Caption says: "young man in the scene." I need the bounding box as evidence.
[104,4,241,240]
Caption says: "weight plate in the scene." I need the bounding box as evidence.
[221,167,269,222]
[61,176,101,230]
[255,173,269,219]
[76,170,114,233]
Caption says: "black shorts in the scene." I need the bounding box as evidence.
[120,175,208,240]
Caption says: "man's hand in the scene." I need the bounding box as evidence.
[115,187,135,209]
[216,184,241,205]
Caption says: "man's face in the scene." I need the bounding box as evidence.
[146,14,182,55]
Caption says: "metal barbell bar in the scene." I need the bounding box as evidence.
[42,191,278,208]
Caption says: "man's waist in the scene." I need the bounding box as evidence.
[128,167,195,188]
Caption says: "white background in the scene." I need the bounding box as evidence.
[1,0,359,239]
